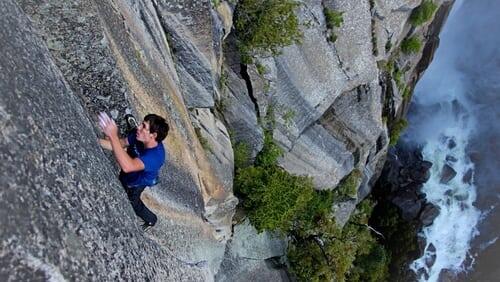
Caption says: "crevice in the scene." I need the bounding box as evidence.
[239,64,261,119]
[369,0,379,56]
[331,45,352,81]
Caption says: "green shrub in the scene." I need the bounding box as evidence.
[235,0,302,63]
[289,199,387,282]
[256,63,267,75]
[389,118,408,146]
[393,67,405,90]
[335,169,362,200]
[235,166,315,232]
[410,0,438,27]
[233,141,251,170]
[402,86,412,100]
[349,244,390,282]
[401,36,422,54]
[255,131,282,167]
[324,8,343,29]
[328,33,338,43]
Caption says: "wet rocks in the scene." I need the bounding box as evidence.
[420,204,440,226]
[378,145,438,223]
[462,168,473,184]
[440,164,457,184]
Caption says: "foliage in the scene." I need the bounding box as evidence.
[335,169,362,200]
[233,141,251,170]
[402,86,412,101]
[410,0,438,27]
[234,114,390,280]
[328,33,338,43]
[324,7,343,43]
[256,63,267,76]
[349,244,390,282]
[288,200,387,282]
[401,36,422,54]
[235,0,302,63]
[393,67,405,90]
[370,201,419,279]
[389,118,408,146]
[283,109,296,128]
[255,131,282,167]
[235,165,315,232]
[324,8,343,29]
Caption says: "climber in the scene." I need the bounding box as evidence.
[98,112,169,231]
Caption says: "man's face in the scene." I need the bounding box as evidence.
[136,121,155,143]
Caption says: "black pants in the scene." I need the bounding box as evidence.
[123,186,157,226]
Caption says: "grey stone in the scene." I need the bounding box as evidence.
[333,200,358,227]
[216,219,288,282]
[420,204,440,226]
[0,1,209,279]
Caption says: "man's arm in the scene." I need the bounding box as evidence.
[98,112,144,173]
[107,135,145,173]
[99,137,128,151]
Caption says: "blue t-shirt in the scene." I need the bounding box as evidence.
[119,132,166,188]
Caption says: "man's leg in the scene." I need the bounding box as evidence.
[126,187,157,226]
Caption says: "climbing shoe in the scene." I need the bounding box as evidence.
[141,222,154,232]
[125,114,138,132]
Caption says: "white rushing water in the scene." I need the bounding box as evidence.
[407,0,484,280]
[409,100,481,281]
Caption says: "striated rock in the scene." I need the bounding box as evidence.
[153,0,217,108]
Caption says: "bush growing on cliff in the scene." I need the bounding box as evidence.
[401,36,422,54]
[389,118,408,146]
[235,0,302,63]
[323,7,343,43]
[288,200,389,282]
[234,131,317,232]
[335,169,362,200]
[410,0,438,27]
[324,8,343,29]
[234,122,391,280]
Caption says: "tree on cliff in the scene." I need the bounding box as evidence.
[234,0,302,63]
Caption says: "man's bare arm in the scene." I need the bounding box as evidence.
[107,135,145,173]
[98,112,144,173]
[98,137,128,151]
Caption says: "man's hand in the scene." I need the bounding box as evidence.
[98,112,118,139]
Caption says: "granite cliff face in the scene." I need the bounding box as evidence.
[1,0,452,280]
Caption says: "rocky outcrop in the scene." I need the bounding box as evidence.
[1,0,454,280]
[379,145,437,222]
[215,219,288,281]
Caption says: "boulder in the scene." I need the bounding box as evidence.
[446,155,458,162]
[419,204,440,226]
[440,164,457,184]
[462,168,473,184]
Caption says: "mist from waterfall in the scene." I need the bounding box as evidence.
[403,0,500,280]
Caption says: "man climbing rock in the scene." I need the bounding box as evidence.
[98,112,169,231]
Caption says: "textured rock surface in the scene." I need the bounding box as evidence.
[0,1,209,279]
[215,219,288,282]
[1,0,454,279]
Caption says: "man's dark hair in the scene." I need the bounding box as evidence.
[144,114,169,142]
